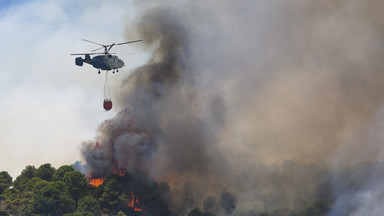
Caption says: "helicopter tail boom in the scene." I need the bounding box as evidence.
[75,54,91,66]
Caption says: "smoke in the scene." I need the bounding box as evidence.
[81,0,384,215]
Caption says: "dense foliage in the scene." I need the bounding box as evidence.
[2,161,373,216]
[0,163,172,216]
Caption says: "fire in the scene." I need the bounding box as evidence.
[87,168,145,211]
[88,169,126,188]
[127,192,143,212]
[89,178,104,187]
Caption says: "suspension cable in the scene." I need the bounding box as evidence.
[104,71,109,99]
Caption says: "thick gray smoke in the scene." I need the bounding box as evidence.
[82,0,384,215]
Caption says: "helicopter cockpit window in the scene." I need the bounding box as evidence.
[108,55,112,58]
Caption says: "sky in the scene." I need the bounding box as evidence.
[0,0,149,178]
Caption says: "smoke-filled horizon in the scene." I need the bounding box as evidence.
[82,1,384,215]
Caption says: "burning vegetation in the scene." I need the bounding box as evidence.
[2,1,384,216]
[2,161,384,216]
[127,192,144,212]
[89,178,104,188]
[87,167,146,213]
[0,163,173,215]
[85,168,160,215]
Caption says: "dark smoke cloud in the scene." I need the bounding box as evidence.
[203,195,219,214]
[82,0,384,215]
[220,192,237,215]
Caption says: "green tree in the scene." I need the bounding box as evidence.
[13,165,35,191]
[2,176,39,216]
[74,212,94,216]
[24,177,48,192]
[63,171,88,208]
[33,181,75,215]
[3,189,34,216]
[35,163,55,181]
[0,171,12,194]
[77,195,101,216]
[52,165,74,182]
[117,211,127,216]
[19,165,35,179]
[98,178,121,215]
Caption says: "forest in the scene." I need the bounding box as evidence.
[2,161,381,216]
[0,161,353,216]
[0,163,173,216]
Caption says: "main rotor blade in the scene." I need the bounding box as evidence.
[107,43,115,52]
[70,52,104,55]
[91,47,105,52]
[115,40,143,46]
[82,39,105,46]
[70,52,116,56]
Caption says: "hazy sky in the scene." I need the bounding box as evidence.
[0,0,148,178]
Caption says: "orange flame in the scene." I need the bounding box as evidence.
[88,169,125,188]
[89,178,104,187]
[127,192,143,212]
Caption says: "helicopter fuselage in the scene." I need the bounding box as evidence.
[71,38,142,73]
[76,54,124,71]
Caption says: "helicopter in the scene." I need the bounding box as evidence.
[71,39,142,74]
